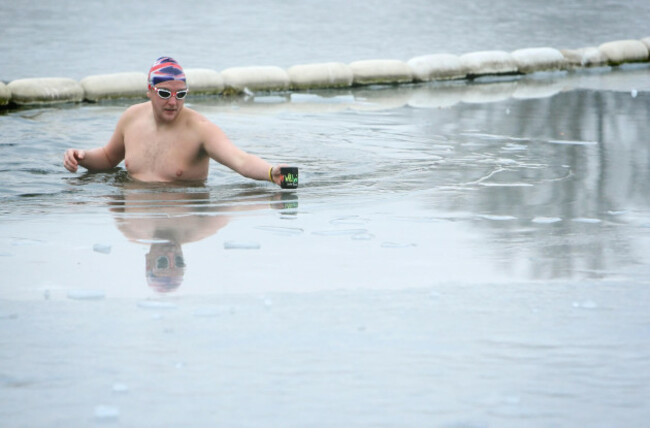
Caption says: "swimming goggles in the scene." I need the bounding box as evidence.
[153,87,189,100]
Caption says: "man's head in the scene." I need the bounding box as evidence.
[148,56,186,90]
[147,56,188,121]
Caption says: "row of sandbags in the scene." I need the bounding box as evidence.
[1,38,649,107]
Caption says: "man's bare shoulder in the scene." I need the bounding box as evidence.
[123,101,151,117]
[182,107,222,131]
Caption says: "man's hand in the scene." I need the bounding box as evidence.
[64,149,85,173]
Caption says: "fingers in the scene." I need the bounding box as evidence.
[63,149,84,173]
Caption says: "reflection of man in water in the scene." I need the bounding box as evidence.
[145,241,186,293]
[110,184,296,292]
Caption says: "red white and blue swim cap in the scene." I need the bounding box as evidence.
[148,56,186,89]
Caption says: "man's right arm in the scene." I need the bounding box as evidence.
[63,111,128,173]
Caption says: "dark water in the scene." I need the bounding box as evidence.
[1,1,650,427]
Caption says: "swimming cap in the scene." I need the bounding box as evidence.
[148,56,186,89]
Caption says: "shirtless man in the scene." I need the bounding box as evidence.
[64,56,285,184]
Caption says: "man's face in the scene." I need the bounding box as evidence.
[148,80,187,122]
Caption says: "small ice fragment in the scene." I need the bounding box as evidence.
[224,241,261,250]
[572,217,602,224]
[312,229,367,236]
[532,217,562,224]
[547,139,598,146]
[631,89,638,98]
[352,232,375,241]
[137,300,177,310]
[112,383,129,393]
[93,244,111,254]
[193,307,222,318]
[479,214,517,221]
[381,242,416,248]
[67,290,106,301]
[572,300,598,309]
[94,405,119,420]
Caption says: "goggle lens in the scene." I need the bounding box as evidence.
[154,88,188,100]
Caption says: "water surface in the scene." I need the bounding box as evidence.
[1,2,650,427]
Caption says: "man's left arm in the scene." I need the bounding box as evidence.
[201,118,282,185]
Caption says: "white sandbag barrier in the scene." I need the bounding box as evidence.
[511,47,567,73]
[184,68,225,95]
[349,60,413,85]
[288,62,353,90]
[598,39,649,65]
[460,51,519,78]
[221,66,290,94]
[407,54,467,81]
[560,47,608,68]
[7,78,84,105]
[0,82,10,106]
[81,72,147,101]
[643,37,650,50]
[1,36,649,108]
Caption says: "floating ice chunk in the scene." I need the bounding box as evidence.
[547,139,598,146]
[224,241,261,250]
[479,215,518,221]
[193,307,222,318]
[137,300,177,310]
[112,383,129,393]
[93,243,111,254]
[532,217,562,224]
[94,405,119,420]
[631,89,638,98]
[572,300,598,309]
[351,232,375,241]
[381,242,416,248]
[312,229,368,236]
[572,217,602,224]
[67,290,106,301]
[255,226,304,236]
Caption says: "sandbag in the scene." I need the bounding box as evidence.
[407,54,467,81]
[184,68,224,95]
[598,39,649,65]
[8,77,84,105]
[288,62,353,90]
[511,47,567,73]
[0,82,10,106]
[642,37,650,50]
[221,66,290,94]
[349,60,413,86]
[460,51,518,78]
[81,72,147,101]
[560,47,608,68]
